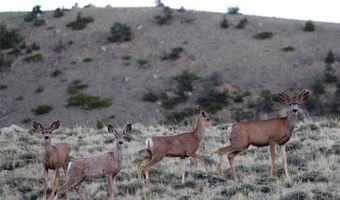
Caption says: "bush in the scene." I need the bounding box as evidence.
[0,85,7,90]
[24,5,43,22]
[325,49,334,63]
[83,57,92,62]
[23,53,43,62]
[0,51,14,70]
[196,90,228,113]
[236,17,248,29]
[67,92,111,110]
[53,8,64,18]
[137,59,148,66]
[142,91,159,102]
[66,80,89,94]
[50,69,62,77]
[221,183,259,197]
[66,12,94,30]
[227,6,240,14]
[280,191,310,200]
[0,23,22,50]
[165,108,193,123]
[312,78,325,95]
[33,19,45,26]
[323,64,337,83]
[35,86,44,93]
[311,189,334,200]
[304,96,321,112]
[294,171,328,183]
[154,6,173,25]
[254,32,273,40]
[161,47,184,60]
[258,90,274,112]
[161,93,188,109]
[331,86,340,113]
[220,15,229,29]
[107,22,132,43]
[32,104,52,115]
[281,46,295,52]
[304,20,315,32]
[174,70,200,92]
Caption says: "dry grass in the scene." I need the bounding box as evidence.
[0,119,339,199]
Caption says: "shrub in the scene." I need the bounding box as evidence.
[30,42,40,50]
[236,17,248,29]
[221,183,259,197]
[108,22,132,43]
[24,5,43,22]
[117,182,143,196]
[331,86,340,113]
[280,191,310,200]
[0,23,22,50]
[0,52,14,70]
[312,78,325,95]
[161,93,188,109]
[154,6,173,25]
[142,91,159,102]
[121,55,131,60]
[311,189,334,200]
[165,108,192,123]
[254,32,273,40]
[32,104,52,115]
[304,96,321,112]
[304,20,315,32]
[66,80,89,94]
[325,49,334,63]
[220,15,229,29]
[53,8,64,18]
[323,64,337,83]
[21,118,31,123]
[33,19,45,26]
[174,70,200,92]
[15,96,23,101]
[83,57,92,62]
[258,90,274,112]
[161,47,184,60]
[196,90,228,113]
[66,12,94,30]
[294,171,328,183]
[281,46,295,52]
[137,59,148,66]
[23,53,43,62]
[227,6,240,14]
[0,84,7,90]
[35,86,44,93]
[50,69,62,77]
[67,92,111,110]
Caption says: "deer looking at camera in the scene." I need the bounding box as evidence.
[49,123,132,200]
[215,89,310,181]
[33,120,71,200]
[135,105,217,186]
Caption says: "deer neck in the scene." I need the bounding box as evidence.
[44,140,53,156]
[114,143,123,164]
[192,118,205,141]
[286,111,298,131]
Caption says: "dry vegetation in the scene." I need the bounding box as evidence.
[0,118,339,199]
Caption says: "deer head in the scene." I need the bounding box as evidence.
[194,105,217,128]
[278,89,310,116]
[108,123,132,149]
[33,120,60,142]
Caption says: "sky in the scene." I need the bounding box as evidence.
[0,0,339,23]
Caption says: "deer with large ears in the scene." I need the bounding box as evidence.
[135,105,217,186]
[215,89,310,181]
[49,123,132,200]
[32,120,71,200]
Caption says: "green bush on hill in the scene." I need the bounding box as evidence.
[108,23,132,43]
[66,12,94,30]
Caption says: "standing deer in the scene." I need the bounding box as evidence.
[49,123,132,200]
[135,105,216,186]
[215,89,310,181]
[33,120,71,200]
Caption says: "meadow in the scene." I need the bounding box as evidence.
[0,118,339,200]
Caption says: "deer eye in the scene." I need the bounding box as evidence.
[115,136,119,139]
[206,119,210,121]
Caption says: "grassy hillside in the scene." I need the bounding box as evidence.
[0,6,340,128]
[0,119,339,199]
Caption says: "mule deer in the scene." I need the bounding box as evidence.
[49,123,132,200]
[215,89,310,181]
[135,105,216,186]
[33,120,71,199]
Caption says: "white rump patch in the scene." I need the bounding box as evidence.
[67,162,72,176]
[227,126,233,134]
[145,138,153,149]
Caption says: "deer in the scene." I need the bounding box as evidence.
[49,123,132,200]
[32,120,71,200]
[135,105,217,186]
[214,89,310,181]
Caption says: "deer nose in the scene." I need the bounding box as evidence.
[293,109,298,113]
[44,136,49,140]
[118,141,123,145]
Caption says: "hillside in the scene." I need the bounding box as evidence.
[0,120,339,199]
[0,6,340,127]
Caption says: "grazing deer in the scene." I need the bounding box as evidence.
[215,89,310,181]
[33,120,71,200]
[135,105,216,186]
[49,123,132,200]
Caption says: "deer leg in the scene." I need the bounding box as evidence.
[215,146,235,177]
[269,142,276,177]
[189,152,208,176]
[62,166,70,200]
[107,175,115,200]
[43,169,48,200]
[143,155,164,187]
[180,158,186,184]
[51,170,61,197]
[135,155,151,181]
[280,144,290,177]
[228,151,240,181]
[74,183,85,200]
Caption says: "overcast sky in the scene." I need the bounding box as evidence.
[1,0,339,23]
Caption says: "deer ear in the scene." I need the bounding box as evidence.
[201,112,206,117]
[108,124,115,134]
[49,120,60,131]
[194,105,201,116]
[123,123,132,134]
[33,122,43,130]
[278,92,290,104]
[298,89,310,102]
